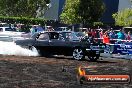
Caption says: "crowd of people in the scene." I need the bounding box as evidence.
[29,25,131,44]
[83,28,131,44]
[30,24,54,36]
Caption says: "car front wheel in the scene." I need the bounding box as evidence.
[73,48,85,60]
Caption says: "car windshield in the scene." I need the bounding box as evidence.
[75,32,85,37]
[60,32,79,40]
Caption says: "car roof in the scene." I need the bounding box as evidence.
[32,31,74,37]
[31,31,75,38]
[41,31,74,33]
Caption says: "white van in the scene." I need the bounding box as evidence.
[123,27,132,34]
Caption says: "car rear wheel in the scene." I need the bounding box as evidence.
[73,48,85,60]
[29,46,49,57]
[29,46,41,56]
[29,46,38,53]
[88,54,99,62]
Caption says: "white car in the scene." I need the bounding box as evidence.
[0,27,29,42]
[0,27,25,37]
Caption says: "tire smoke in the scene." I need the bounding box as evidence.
[0,41,39,56]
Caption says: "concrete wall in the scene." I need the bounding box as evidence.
[118,0,132,11]
[100,0,119,24]
[43,0,131,24]
[44,0,60,20]
[58,0,66,17]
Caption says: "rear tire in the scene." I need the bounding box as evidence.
[29,46,41,56]
[29,46,50,57]
[29,46,38,52]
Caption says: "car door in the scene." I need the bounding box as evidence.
[48,32,72,55]
[35,33,50,52]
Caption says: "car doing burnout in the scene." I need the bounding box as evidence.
[15,31,105,61]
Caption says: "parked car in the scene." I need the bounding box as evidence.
[0,27,25,37]
[0,27,31,42]
[0,23,9,27]
[15,31,105,61]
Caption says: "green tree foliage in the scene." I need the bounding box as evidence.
[113,8,132,27]
[60,0,105,25]
[0,16,46,25]
[0,0,49,18]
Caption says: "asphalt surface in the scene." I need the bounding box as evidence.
[0,55,131,88]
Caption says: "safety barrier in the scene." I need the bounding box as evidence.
[92,38,132,59]
[94,38,132,42]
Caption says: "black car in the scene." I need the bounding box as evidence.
[74,32,86,39]
[15,31,105,61]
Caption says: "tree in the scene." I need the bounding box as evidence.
[0,0,49,18]
[60,0,105,25]
[113,8,132,27]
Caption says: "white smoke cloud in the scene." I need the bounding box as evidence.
[0,41,39,56]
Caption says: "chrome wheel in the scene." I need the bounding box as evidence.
[73,48,84,60]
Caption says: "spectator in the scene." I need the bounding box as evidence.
[30,26,36,36]
[99,30,103,39]
[91,29,96,38]
[47,26,54,31]
[107,29,111,36]
[103,31,110,44]
[87,28,92,36]
[95,30,99,38]
[36,24,44,32]
[109,30,116,39]
[117,29,125,40]
[126,31,131,40]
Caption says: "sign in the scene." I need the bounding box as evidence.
[106,43,132,55]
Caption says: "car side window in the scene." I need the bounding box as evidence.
[0,28,3,32]
[37,33,49,40]
[50,33,59,40]
[59,34,65,40]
